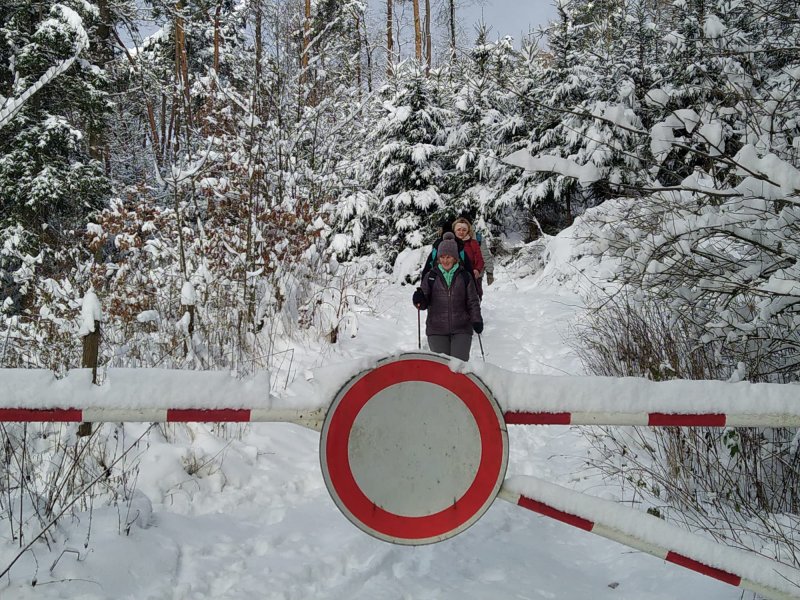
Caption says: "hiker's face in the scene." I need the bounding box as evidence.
[454,223,469,239]
[439,254,456,270]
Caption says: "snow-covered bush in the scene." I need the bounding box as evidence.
[570,187,800,566]
[573,291,800,565]
[0,421,153,578]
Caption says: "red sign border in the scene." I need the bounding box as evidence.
[320,353,508,545]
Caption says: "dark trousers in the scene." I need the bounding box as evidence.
[428,334,472,361]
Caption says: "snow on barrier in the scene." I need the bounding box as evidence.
[460,361,800,428]
[0,367,326,429]
[3,359,800,428]
[499,476,800,600]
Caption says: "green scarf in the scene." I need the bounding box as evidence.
[437,263,459,287]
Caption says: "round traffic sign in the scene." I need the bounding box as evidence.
[320,353,508,545]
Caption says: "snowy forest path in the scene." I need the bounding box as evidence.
[202,268,742,600]
[3,270,743,599]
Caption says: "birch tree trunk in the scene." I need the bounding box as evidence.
[255,0,262,88]
[213,2,222,74]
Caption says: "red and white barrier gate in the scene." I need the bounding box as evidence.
[499,479,799,600]
[1,353,799,599]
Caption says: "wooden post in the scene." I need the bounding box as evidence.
[183,304,195,357]
[79,320,101,436]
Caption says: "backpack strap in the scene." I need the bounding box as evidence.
[461,267,472,289]
[427,270,437,287]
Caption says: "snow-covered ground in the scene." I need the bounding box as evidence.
[1,259,749,599]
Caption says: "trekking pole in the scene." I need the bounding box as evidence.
[417,308,421,349]
[478,333,485,361]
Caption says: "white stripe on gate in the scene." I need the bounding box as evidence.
[725,414,800,427]
[250,408,326,430]
[569,412,650,426]
[591,523,669,560]
[83,408,169,422]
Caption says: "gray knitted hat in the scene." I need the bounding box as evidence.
[438,232,459,259]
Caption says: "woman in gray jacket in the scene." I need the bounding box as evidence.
[412,232,483,361]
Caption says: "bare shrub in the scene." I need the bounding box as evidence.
[0,422,153,581]
[573,292,800,568]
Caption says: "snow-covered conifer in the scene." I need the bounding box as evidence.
[0,1,112,312]
[365,62,450,254]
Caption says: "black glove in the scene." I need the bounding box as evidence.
[473,321,483,334]
[412,288,427,309]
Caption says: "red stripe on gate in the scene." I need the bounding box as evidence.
[0,408,83,422]
[666,551,741,586]
[504,412,571,425]
[167,409,251,422]
[518,495,594,531]
[648,413,726,427]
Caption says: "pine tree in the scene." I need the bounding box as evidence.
[0,0,111,312]
[519,0,654,233]
[444,28,518,228]
[366,62,450,254]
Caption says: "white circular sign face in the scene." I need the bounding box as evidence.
[348,381,482,517]
[320,353,509,545]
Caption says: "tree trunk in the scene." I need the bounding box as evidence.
[557,4,569,71]
[355,13,363,99]
[386,0,394,76]
[93,0,113,65]
[412,0,422,61]
[255,0,262,91]
[363,14,373,91]
[91,0,113,171]
[424,0,432,73]
[302,0,311,73]
[449,0,456,61]
[175,0,193,131]
[213,2,222,74]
